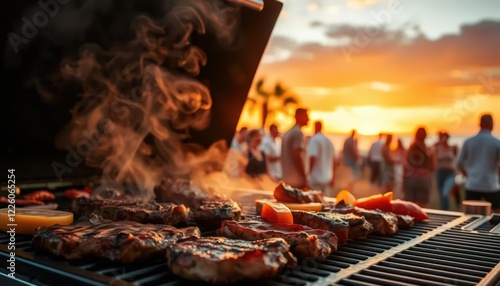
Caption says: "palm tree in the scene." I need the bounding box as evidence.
[247,78,299,128]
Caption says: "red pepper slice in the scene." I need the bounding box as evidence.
[390,199,429,221]
[353,192,393,212]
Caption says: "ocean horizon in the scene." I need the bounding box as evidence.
[316,132,500,156]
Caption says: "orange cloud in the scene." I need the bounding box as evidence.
[242,20,500,135]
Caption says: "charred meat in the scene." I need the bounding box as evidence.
[334,205,399,236]
[291,210,350,244]
[32,218,200,263]
[69,197,191,226]
[274,182,327,206]
[193,200,241,228]
[217,220,338,259]
[396,214,415,228]
[154,178,209,208]
[166,236,297,284]
[154,178,241,227]
[317,212,373,240]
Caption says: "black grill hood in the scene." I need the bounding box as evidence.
[1,0,282,183]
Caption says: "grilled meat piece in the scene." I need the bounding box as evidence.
[291,210,350,244]
[217,220,338,259]
[193,200,241,228]
[396,214,415,228]
[32,218,200,263]
[154,178,241,227]
[334,205,399,236]
[166,236,297,284]
[154,177,213,208]
[318,212,373,240]
[274,182,327,206]
[70,197,191,226]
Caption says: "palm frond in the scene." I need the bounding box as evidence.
[255,78,269,98]
[283,96,299,105]
[274,83,287,97]
[246,96,258,105]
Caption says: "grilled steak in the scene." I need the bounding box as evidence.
[193,200,241,228]
[291,210,350,244]
[334,206,399,236]
[32,217,200,263]
[318,212,373,240]
[154,177,208,208]
[154,178,241,227]
[217,220,338,259]
[396,214,415,228]
[166,236,297,284]
[274,182,327,206]
[70,197,191,226]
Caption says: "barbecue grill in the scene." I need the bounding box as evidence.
[2,0,500,285]
[1,189,500,285]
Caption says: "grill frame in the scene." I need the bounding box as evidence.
[1,192,499,286]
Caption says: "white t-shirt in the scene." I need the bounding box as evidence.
[260,134,282,179]
[281,125,307,188]
[368,140,384,162]
[308,132,335,185]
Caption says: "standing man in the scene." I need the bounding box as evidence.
[261,124,282,181]
[368,133,384,187]
[343,129,360,180]
[457,113,500,213]
[281,108,309,188]
[308,121,335,195]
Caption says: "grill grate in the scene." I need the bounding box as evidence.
[335,216,500,286]
[1,211,499,285]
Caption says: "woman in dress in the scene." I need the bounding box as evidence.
[404,127,434,208]
[434,132,458,210]
[392,138,407,199]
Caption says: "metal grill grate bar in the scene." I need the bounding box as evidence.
[359,268,455,286]
[378,260,482,283]
[345,273,413,286]
[385,257,489,278]
[394,253,492,272]
[411,245,500,263]
[423,239,500,255]
[370,264,477,286]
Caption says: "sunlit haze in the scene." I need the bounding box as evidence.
[237,0,500,138]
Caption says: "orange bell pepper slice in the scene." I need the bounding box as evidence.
[260,202,294,224]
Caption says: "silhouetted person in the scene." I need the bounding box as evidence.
[368,133,384,187]
[404,127,434,208]
[260,124,282,181]
[281,108,309,188]
[393,138,407,199]
[381,134,395,193]
[231,127,248,154]
[457,113,500,213]
[435,132,458,210]
[343,129,360,179]
[245,129,267,178]
[308,121,335,195]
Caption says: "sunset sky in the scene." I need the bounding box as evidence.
[238,0,500,136]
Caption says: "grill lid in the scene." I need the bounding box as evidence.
[1,0,282,183]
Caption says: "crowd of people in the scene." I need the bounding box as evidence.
[228,109,500,213]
